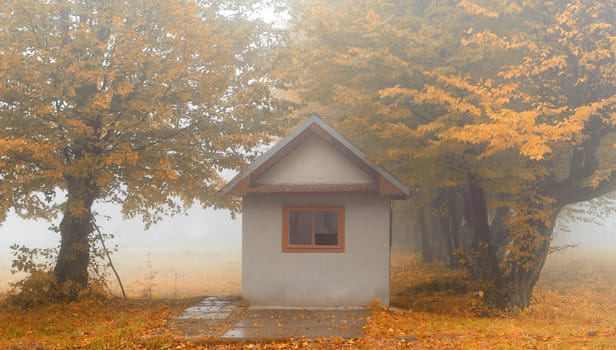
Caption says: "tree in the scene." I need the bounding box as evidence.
[0,0,289,299]
[285,0,616,308]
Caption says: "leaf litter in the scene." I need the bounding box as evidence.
[1,251,615,349]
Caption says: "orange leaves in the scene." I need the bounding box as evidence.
[0,138,28,153]
[289,0,616,231]
[2,253,616,348]
[443,109,567,161]
[333,85,368,105]
[0,137,60,171]
[379,122,413,139]
[518,136,553,161]
[378,86,416,100]
[0,298,190,349]
[0,0,288,225]
[102,150,139,168]
[91,91,113,110]
[114,80,133,96]
[414,85,482,118]
[457,0,499,18]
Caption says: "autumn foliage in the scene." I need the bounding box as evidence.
[284,0,616,308]
[0,0,290,298]
[0,0,614,318]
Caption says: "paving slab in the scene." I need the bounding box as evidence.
[173,295,247,338]
[221,308,368,340]
[173,296,368,340]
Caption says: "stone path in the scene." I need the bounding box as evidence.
[173,296,368,340]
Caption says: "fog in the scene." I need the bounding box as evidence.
[0,203,241,298]
[553,216,616,250]
[1,201,614,298]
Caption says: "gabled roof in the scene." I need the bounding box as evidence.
[221,114,410,199]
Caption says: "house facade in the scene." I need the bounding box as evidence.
[222,115,409,307]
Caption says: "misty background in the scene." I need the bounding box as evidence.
[0,204,241,297]
[1,199,614,297]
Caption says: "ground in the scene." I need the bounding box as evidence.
[1,249,615,349]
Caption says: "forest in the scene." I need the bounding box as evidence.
[0,0,615,348]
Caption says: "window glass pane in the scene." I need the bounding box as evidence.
[288,211,312,245]
[314,211,338,246]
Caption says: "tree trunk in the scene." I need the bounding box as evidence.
[465,179,500,280]
[489,206,510,262]
[504,216,555,309]
[464,177,506,306]
[417,207,432,263]
[439,212,455,266]
[446,187,463,267]
[53,177,97,299]
[447,187,462,250]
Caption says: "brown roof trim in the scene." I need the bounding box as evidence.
[248,124,380,185]
[248,183,379,194]
[221,114,410,199]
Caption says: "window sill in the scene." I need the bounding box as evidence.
[282,246,345,253]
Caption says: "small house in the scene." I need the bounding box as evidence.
[222,115,409,307]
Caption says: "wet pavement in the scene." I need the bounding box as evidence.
[221,308,367,339]
[173,296,247,338]
[173,296,368,340]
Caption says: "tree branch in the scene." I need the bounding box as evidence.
[553,170,616,207]
[547,117,612,207]
[91,217,127,300]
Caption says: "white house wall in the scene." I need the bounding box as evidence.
[242,193,391,307]
[253,135,375,185]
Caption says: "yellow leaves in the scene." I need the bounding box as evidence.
[462,31,500,47]
[114,80,133,96]
[364,9,385,33]
[0,138,60,170]
[378,86,416,99]
[457,0,500,18]
[297,0,615,219]
[102,151,139,168]
[580,48,613,67]
[379,122,413,138]
[0,138,28,153]
[413,121,445,137]
[568,96,616,128]
[585,169,613,189]
[0,297,193,348]
[67,199,90,217]
[519,135,553,161]
[534,54,568,76]
[333,85,368,105]
[498,69,521,80]
[92,91,112,110]
[32,103,55,116]
[415,85,482,117]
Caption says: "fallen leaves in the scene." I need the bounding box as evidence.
[0,297,191,349]
[1,251,615,349]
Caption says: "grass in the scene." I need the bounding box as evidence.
[1,250,615,349]
[372,251,616,349]
[0,297,193,349]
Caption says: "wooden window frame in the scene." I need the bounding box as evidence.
[282,205,345,252]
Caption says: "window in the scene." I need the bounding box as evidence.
[282,205,345,252]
